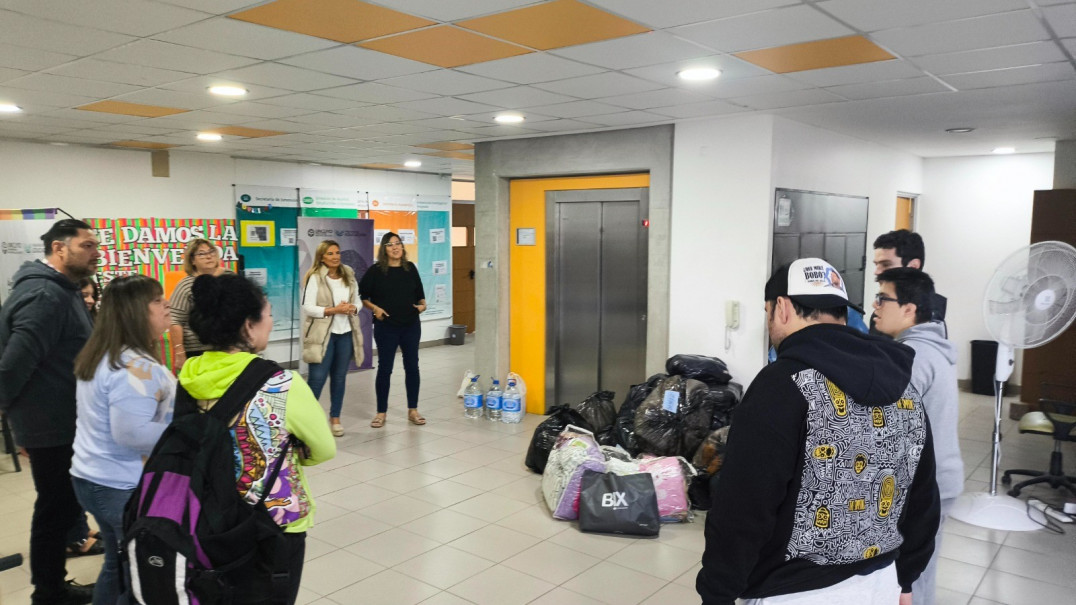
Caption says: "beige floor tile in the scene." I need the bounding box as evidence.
[561,561,666,605]
[447,446,498,465]
[316,482,399,511]
[301,549,385,596]
[448,524,541,562]
[653,521,706,554]
[375,469,444,494]
[494,504,569,540]
[450,467,521,490]
[360,495,442,526]
[418,437,477,456]
[501,541,602,585]
[447,565,555,605]
[402,509,488,544]
[412,457,485,479]
[936,557,989,595]
[527,587,609,605]
[944,518,1010,545]
[307,510,393,548]
[672,563,701,588]
[935,587,973,605]
[303,536,338,562]
[607,541,701,581]
[448,492,531,522]
[419,591,477,605]
[974,569,1075,605]
[548,527,635,559]
[989,545,1076,588]
[323,458,405,482]
[311,500,350,523]
[939,533,1002,567]
[639,581,698,605]
[327,569,439,605]
[345,527,442,568]
[1003,525,1076,561]
[393,545,494,590]
[376,447,444,469]
[409,480,484,507]
[313,450,369,472]
[294,586,321,605]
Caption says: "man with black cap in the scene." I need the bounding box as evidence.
[697,258,940,605]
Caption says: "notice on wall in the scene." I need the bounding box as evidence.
[429,228,446,244]
[398,229,416,244]
[432,260,448,275]
[280,228,297,246]
[235,185,298,208]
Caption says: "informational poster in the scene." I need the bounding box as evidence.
[416,195,452,320]
[236,199,299,342]
[235,185,298,209]
[299,189,366,218]
[297,217,375,370]
[0,208,55,303]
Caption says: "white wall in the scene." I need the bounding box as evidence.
[0,140,455,358]
[919,153,1054,382]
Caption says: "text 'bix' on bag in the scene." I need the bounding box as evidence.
[123,358,294,605]
[578,470,660,537]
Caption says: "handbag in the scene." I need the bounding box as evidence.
[578,470,660,537]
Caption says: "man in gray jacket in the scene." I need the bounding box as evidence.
[872,267,963,605]
[0,219,99,605]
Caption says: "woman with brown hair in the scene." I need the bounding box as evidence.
[71,275,176,605]
[301,240,363,437]
[359,232,426,428]
[168,238,230,371]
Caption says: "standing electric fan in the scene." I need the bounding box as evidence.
[949,241,1076,531]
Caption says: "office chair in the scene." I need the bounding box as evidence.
[1002,384,1076,498]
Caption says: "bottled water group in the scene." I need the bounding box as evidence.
[463,375,524,424]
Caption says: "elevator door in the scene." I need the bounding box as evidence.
[546,188,648,408]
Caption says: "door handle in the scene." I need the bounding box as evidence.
[641,314,647,322]
[469,270,475,280]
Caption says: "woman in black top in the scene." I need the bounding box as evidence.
[359,232,427,428]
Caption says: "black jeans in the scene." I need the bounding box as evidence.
[373,320,421,413]
[26,444,84,599]
[282,532,306,604]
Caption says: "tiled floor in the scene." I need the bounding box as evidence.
[0,338,1074,604]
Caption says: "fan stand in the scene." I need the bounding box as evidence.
[950,346,1040,531]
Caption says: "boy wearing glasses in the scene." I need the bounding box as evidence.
[873,267,962,605]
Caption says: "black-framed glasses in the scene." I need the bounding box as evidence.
[873,293,901,306]
[194,249,218,258]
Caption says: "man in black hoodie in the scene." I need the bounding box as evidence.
[0,219,99,605]
[697,258,939,605]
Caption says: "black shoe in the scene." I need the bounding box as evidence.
[31,579,95,605]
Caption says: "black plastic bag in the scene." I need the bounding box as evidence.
[681,379,718,459]
[708,382,742,430]
[688,472,713,511]
[692,426,731,475]
[525,406,593,474]
[595,426,619,447]
[574,390,618,432]
[665,354,732,386]
[578,470,660,537]
[614,374,665,455]
[634,375,687,457]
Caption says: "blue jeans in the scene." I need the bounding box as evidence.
[307,332,353,419]
[373,320,421,413]
[72,476,133,605]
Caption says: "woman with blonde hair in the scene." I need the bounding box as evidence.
[168,238,231,371]
[301,240,363,437]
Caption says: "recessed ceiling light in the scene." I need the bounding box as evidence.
[404,160,422,168]
[945,127,974,134]
[196,132,222,142]
[208,85,248,97]
[494,113,525,124]
[677,67,721,81]
[992,147,1015,154]
[0,103,22,113]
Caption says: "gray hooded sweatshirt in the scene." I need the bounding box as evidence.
[898,321,965,500]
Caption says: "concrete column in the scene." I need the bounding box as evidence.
[1055,140,1076,189]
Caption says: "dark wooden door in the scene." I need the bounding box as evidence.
[452,202,475,333]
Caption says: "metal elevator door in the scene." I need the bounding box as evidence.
[546,188,648,409]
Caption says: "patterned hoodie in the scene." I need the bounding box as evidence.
[179,351,335,533]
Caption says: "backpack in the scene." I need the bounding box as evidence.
[123,357,295,605]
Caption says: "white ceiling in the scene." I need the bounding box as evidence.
[0,0,1074,178]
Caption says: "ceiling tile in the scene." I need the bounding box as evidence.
[107,89,231,111]
[280,46,435,81]
[283,112,381,128]
[824,76,950,100]
[156,0,270,14]
[209,102,312,118]
[215,125,289,137]
[0,87,99,109]
[144,110,252,126]
[110,140,178,150]
[420,150,474,160]
[3,74,142,99]
[458,86,577,109]
[580,111,669,126]
[256,93,366,112]
[941,62,1076,90]
[354,122,438,135]
[730,88,844,109]
[377,70,513,96]
[705,74,809,98]
[403,117,490,130]
[550,32,710,70]
[335,105,440,121]
[533,72,662,98]
[0,43,77,71]
[870,11,1050,57]
[624,55,772,90]
[587,0,799,29]
[228,0,435,44]
[512,117,599,132]
[371,0,539,21]
[0,0,210,36]
[152,17,339,60]
[456,53,605,84]
[648,99,748,118]
[519,99,625,118]
[912,42,1068,76]
[457,0,650,51]
[393,97,500,116]
[594,88,713,110]
[359,26,532,69]
[415,141,474,151]
[817,0,1028,32]
[49,59,196,87]
[458,124,539,138]
[1043,4,1076,37]
[212,63,358,91]
[159,76,294,101]
[0,10,136,56]
[315,82,437,104]
[77,100,190,118]
[736,36,894,74]
[785,59,925,87]
[0,68,29,85]
[671,5,853,53]
[38,108,145,123]
[1064,38,1076,56]
[95,40,257,74]
[88,123,186,136]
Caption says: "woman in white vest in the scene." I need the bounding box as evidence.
[301,240,364,437]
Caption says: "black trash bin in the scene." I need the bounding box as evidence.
[447,324,467,345]
[970,340,1003,396]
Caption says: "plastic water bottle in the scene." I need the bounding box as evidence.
[502,379,523,424]
[486,380,503,421]
[463,376,483,419]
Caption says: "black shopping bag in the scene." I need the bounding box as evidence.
[578,470,660,537]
